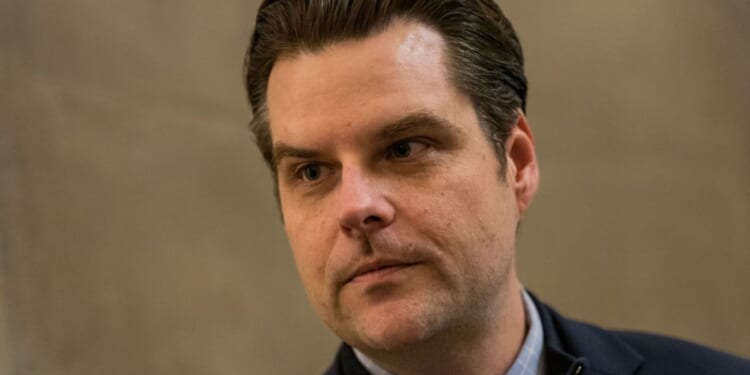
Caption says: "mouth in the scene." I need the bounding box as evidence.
[346,260,417,285]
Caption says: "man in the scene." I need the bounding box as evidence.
[243,1,750,374]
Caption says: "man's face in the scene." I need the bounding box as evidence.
[266,21,534,352]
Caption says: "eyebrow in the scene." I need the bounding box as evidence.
[378,111,465,139]
[271,144,323,168]
[271,111,464,167]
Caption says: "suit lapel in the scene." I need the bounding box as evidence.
[531,293,644,375]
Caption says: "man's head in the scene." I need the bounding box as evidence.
[244,0,539,362]
[245,0,527,180]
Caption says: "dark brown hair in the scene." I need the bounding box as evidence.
[244,0,527,178]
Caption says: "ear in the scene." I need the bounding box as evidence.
[505,112,539,217]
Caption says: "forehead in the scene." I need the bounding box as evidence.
[265,20,465,145]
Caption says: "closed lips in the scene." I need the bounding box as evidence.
[347,260,416,283]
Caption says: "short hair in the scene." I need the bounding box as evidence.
[244,0,527,179]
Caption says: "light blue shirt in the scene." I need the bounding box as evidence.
[506,290,545,375]
[354,290,545,375]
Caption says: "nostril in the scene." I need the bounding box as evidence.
[363,215,381,225]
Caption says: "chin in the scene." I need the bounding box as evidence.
[347,298,451,352]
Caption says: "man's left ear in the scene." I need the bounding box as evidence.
[505,112,539,217]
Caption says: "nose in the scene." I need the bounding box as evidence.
[337,167,395,236]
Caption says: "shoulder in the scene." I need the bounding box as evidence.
[612,330,750,375]
[532,293,750,375]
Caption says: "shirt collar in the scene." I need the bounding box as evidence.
[506,290,545,375]
[353,289,545,375]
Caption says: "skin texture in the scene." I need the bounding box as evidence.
[266,20,539,375]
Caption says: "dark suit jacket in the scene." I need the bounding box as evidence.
[324,294,750,374]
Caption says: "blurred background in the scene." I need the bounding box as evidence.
[1,0,748,374]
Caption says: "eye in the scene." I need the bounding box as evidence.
[296,163,330,182]
[386,140,428,160]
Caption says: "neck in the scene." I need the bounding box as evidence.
[360,277,527,375]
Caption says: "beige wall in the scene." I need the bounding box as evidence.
[1,1,748,374]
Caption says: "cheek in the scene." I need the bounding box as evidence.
[283,204,335,291]
[283,208,348,329]
[417,163,516,262]
[432,165,509,225]
[285,222,337,326]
